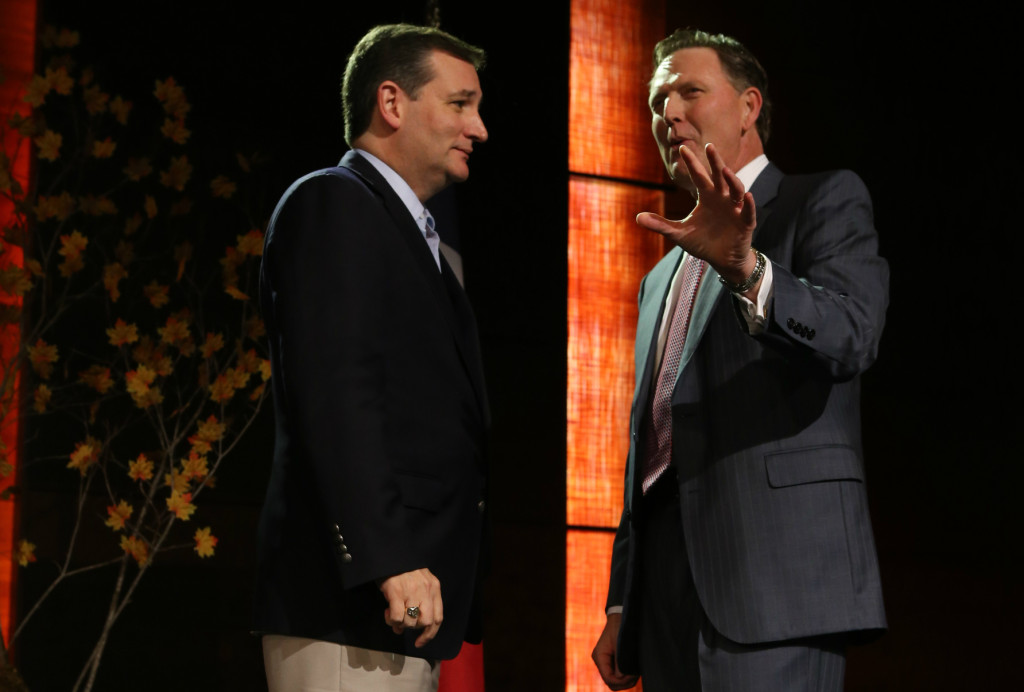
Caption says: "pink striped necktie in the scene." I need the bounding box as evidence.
[641,255,707,494]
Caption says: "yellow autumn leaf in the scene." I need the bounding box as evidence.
[125,365,157,407]
[201,333,224,359]
[58,230,88,277]
[236,229,264,256]
[67,435,101,475]
[34,191,76,221]
[79,364,115,394]
[0,266,33,296]
[107,318,139,346]
[23,74,50,107]
[123,158,152,182]
[159,155,192,191]
[27,339,58,379]
[210,175,236,199]
[195,415,225,443]
[224,285,249,301]
[83,84,110,114]
[46,66,74,95]
[110,95,133,125]
[33,384,51,413]
[259,359,272,382]
[245,315,266,340]
[166,490,196,520]
[115,240,134,266]
[102,263,127,302]
[124,213,142,235]
[120,535,149,566]
[34,129,62,162]
[143,280,170,308]
[193,527,218,558]
[181,451,208,481]
[92,137,116,158]
[154,77,190,120]
[158,315,190,345]
[79,195,118,215]
[128,454,154,481]
[160,117,190,145]
[16,539,36,567]
[208,374,235,403]
[132,337,174,377]
[105,500,133,531]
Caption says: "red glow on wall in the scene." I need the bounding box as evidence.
[0,0,36,649]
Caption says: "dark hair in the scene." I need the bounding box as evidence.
[653,29,772,144]
[342,23,486,146]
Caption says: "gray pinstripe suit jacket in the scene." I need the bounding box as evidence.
[608,163,889,664]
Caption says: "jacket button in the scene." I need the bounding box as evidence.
[787,317,795,328]
[341,553,352,563]
[807,329,816,339]
[477,500,486,513]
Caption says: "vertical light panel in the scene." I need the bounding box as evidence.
[567,0,665,690]
[567,179,663,529]
[568,0,668,185]
[0,0,36,648]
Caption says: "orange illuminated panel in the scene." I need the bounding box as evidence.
[567,177,664,529]
[0,0,36,648]
[566,529,641,692]
[568,0,666,184]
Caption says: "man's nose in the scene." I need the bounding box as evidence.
[467,112,488,142]
[662,92,684,123]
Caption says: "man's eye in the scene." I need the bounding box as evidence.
[451,101,466,110]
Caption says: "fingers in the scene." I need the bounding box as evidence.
[415,585,444,648]
[677,143,711,190]
[592,615,639,690]
[635,211,679,236]
[379,569,443,646]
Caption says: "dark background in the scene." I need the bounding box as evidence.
[13,0,1020,690]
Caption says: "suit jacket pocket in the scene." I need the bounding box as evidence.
[765,445,864,488]
[394,470,447,513]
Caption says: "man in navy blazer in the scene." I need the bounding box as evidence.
[593,29,888,691]
[254,24,489,691]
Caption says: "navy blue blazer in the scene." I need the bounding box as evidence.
[609,163,889,665]
[254,151,489,660]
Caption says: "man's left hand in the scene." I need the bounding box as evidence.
[637,142,757,286]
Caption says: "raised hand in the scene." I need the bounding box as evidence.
[637,142,757,287]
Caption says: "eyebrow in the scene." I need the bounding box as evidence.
[446,89,479,99]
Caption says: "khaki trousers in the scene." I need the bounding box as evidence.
[263,634,440,692]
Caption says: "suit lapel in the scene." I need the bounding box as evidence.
[339,151,488,422]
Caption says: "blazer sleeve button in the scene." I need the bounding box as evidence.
[477,500,486,513]
[341,553,353,563]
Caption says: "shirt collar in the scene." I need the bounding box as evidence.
[735,154,769,192]
[353,148,428,230]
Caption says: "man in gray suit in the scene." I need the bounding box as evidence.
[592,29,888,691]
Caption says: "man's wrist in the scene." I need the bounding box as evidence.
[718,248,765,294]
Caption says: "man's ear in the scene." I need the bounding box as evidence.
[739,87,763,134]
[378,81,403,130]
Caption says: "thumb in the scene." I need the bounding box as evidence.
[636,211,677,235]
